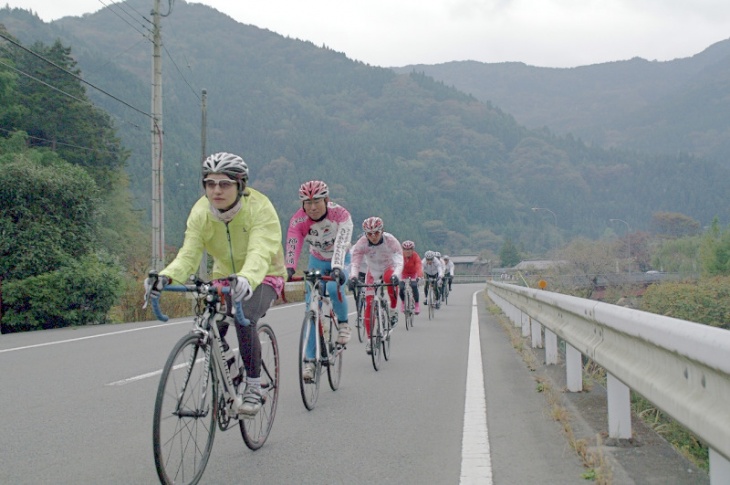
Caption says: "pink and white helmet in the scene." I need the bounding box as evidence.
[299,180,329,200]
[362,216,384,234]
[402,240,415,250]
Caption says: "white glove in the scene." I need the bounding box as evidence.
[144,275,169,298]
[230,276,253,302]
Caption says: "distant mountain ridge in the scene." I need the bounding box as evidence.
[394,38,730,159]
[2,1,730,258]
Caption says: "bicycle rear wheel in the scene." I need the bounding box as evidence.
[326,311,343,391]
[241,323,279,450]
[299,313,321,410]
[370,301,382,371]
[356,295,366,343]
[153,333,217,485]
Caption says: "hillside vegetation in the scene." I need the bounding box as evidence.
[2,1,730,259]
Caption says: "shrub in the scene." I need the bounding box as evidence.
[1,252,123,333]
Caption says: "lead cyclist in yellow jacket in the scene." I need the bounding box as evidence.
[144,152,286,417]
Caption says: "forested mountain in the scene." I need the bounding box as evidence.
[2,1,730,259]
[395,39,730,160]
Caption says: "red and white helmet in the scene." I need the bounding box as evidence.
[402,240,415,250]
[362,216,384,234]
[299,180,329,200]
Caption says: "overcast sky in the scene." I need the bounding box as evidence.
[10,0,730,67]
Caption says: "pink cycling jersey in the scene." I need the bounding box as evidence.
[285,201,353,270]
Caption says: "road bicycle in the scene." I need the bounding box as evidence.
[352,281,367,343]
[355,278,397,371]
[291,270,346,410]
[425,276,439,320]
[402,277,416,330]
[145,274,279,485]
[440,275,450,305]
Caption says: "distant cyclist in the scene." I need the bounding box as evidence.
[349,217,403,354]
[421,250,444,309]
[144,152,286,417]
[399,240,423,315]
[442,255,454,292]
[285,181,353,381]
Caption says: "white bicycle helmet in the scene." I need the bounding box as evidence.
[202,152,248,181]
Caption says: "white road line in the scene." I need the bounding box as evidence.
[460,291,493,484]
[0,320,191,354]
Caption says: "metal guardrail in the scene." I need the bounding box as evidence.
[485,280,730,483]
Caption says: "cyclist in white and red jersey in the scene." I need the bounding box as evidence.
[399,240,423,314]
[286,181,353,379]
[422,250,444,309]
[348,217,403,355]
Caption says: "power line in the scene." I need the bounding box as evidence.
[0,32,151,119]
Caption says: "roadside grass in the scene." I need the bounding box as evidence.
[486,297,612,483]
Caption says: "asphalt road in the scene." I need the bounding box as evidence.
[0,283,590,484]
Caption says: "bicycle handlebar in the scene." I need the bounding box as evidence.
[289,271,342,302]
[149,284,249,326]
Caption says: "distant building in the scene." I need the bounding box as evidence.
[512,260,569,272]
[451,255,491,275]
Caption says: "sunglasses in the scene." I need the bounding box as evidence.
[366,230,382,236]
[203,178,237,190]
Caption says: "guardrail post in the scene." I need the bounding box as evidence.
[521,312,530,337]
[531,318,543,348]
[545,329,558,364]
[607,373,632,439]
[710,449,730,485]
[566,344,582,392]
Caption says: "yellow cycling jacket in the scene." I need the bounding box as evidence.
[160,189,286,289]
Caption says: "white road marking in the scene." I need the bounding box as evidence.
[460,291,493,484]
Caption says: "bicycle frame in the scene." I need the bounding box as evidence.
[150,281,246,420]
[356,279,397,370]
[292,270,345,410]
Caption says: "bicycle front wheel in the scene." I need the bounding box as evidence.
[382,305,391,361]
[299,313,320,410]
[404,290,413,331]
[370,301,382,371]
[428,286,435,320]
[153,333,217,485]
[241,323,279,450]
[356,295,366,343]
[326,311,343,391]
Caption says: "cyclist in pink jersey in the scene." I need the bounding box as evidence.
[286,181,353,379]
[348,217,403,355]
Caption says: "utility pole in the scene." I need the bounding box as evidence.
[199,89,208,280]
[151,0,165,271]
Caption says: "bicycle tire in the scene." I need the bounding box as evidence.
[404,286,413,330]
[428,283,435,320]
[370,300,382,371]
[240,323,279,450]
[326,311,343,391]
[382,302,391,361]
[299,313,320,410]
[153,333,217,485]
[356,295,366,343]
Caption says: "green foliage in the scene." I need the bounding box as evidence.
[641,276,730,328]
[499,237,521,267]
[1,252,123,333]
[651,236,701,274]
[698,219,730,276]
[0,150,99,280]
